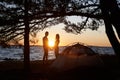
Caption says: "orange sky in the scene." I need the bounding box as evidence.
[37,23,111,47]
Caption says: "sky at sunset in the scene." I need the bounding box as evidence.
[37,23,111,47]
[35,16,112,47]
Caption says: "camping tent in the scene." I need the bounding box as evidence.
[61,43,96,56]
[50,43,103,72]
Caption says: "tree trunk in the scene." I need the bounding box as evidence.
[24,0,30,73]
[104,15,120,61]
[109,0,120,39]
[100,0,120,62]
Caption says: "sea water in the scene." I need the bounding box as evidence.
[0,46,115,61]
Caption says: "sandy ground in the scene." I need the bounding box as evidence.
[0,55,120,80]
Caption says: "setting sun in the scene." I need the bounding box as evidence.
[49,40,55,47]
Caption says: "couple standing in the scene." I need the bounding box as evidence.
[43,31,60,62]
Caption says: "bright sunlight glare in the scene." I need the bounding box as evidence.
[49,40,55,47]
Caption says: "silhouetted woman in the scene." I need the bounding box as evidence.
[54,34,60,58]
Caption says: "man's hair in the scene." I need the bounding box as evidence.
[45,31,49,36]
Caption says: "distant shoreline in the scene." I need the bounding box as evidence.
[0,45,112,48]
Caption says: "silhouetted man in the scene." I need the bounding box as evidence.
[43,31,49,62]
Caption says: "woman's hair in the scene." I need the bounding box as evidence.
[56,34,60,39]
